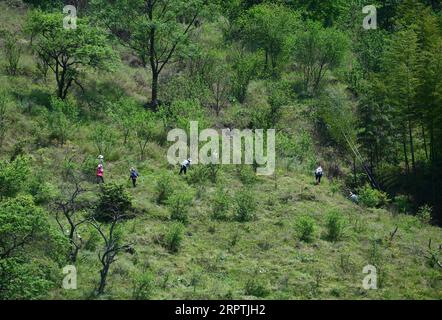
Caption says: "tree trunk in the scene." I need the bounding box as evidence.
[150,70,159,108]
[422,124,428,161]
[97,261,110,295]
[408,119,416,175]
[402,130,410,175]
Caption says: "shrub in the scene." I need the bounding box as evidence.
[166,190,194,224]
[325,210,346,242]
[357,184,390,208]
[0,156,30,199]
[0,91,9,148]
[244,278,269,298]
[295,215,316,242]
[94,183,133,222]
[417,205,432,225]
[47,98,77,146]
[132,271,155,300]
[0,29,22,76]
[234,189,256,222]
[155,173,174,204]
[165,222,185,253]
[186,165,208,185]
[237,165,256,185]
[393,195,412,214]
[212,187,231,221]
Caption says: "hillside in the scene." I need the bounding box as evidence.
[0,1,441,300]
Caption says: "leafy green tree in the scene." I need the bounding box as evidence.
[230,47,260,103]
[110,97,140,144]
[0,196,67,299]
[0,156,30,200]
[238,3,300,77]
[47,97,78,146]
[293,21,349,94]
[26,10,117,99]
[91,0,208,107]
[381,29,420,176]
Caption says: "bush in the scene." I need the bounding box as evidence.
[186,165,208,185]
[237,165,256,185]
[47,97,77,146]
[0,156,30,199]
[357,184,390,208]
[393,195,412,214]
[295,215,316,242]
[0,29,22,76]
[166,190,194,224]
[234,189,256,222]
[244,278,269,298]
[0,91,9,148]
[417,205,432,225]
[132,271,155,300]
[94,183,133,222]
[212,187,231,221]
[155,173,174,204]
[325,210,346,242]
[165,222,185,253]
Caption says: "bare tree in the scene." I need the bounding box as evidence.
[52,179,90,263]
[90,210,134,296]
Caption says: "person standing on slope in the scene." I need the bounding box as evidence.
[130,167,139,188]
[179,158,192,175]
[315,165,323,185]
[96,164,104,184]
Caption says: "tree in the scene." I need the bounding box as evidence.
[47,97,78,146]
[230,47,260,103]
[238,3,300,77]
[26,11,117,100]
[382,29,420,176]
[0,29,23,76]
[134,111,156,160]
[0,156,30,200]
[293,21,349,94]
[0,196,52,259]
[90,209,133,296]
[110,97,140,144]
[91,0,208,108]
[52,179,89,263]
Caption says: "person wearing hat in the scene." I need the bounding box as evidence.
[179,158,192,175]
[96,164,104,184]
[129,167,139,188]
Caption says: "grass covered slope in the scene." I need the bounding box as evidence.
[0,2,441,300]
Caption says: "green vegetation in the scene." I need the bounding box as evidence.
[0,0,441,300]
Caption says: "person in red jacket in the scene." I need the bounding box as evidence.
[96,164,104,184]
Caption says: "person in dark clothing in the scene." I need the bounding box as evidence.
[130,167,139,188]
[179,159,192,175]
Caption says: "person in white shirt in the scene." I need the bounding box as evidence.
[315,165,323,184]
[349,192,359,203]
[179,158,192,175]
